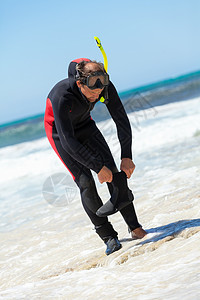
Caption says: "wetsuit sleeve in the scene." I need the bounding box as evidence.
[106,82,132,160]
[52,95,104,173]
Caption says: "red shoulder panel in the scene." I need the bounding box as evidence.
[72,58,91,63]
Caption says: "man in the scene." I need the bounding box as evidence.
[44,58,147,255]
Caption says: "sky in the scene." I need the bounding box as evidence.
[0,0,200,124]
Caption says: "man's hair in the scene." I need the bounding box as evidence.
[76,60,105,83]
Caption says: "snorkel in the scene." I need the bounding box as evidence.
[94,37,108,72]
[94,36,109,103]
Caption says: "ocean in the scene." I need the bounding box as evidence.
[0,72,200,299]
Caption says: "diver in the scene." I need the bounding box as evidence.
[44,58,147,255]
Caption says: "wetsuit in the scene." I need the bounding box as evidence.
[44,58,140,241]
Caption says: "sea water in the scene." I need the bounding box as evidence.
[0,96,200,299]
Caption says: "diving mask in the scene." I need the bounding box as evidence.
[82,71,109,90]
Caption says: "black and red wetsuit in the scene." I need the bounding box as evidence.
[44,59,140,240]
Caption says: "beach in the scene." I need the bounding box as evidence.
[0,93,200,299]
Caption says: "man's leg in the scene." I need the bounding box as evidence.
[75,170,118,241]
[52,134,119,243]
[80,122,145,238]
[75,169,121,255]
[106,181,141,229]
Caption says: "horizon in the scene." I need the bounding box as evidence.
[1,68,200,128]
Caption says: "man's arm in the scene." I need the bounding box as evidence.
[106,82,135,178]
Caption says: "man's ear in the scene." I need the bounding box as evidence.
[76,80,82,88]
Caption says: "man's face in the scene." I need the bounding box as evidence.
[76,63,104,102]
[78,84,103,102]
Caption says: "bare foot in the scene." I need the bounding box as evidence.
[131,227,147,239]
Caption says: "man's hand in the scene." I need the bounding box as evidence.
[98,166,113,184]
[120,158,135,179]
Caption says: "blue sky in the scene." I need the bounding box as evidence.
[0,0,200,124]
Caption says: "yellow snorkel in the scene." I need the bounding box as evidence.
[94,36,108,103]
[94,36,108,72]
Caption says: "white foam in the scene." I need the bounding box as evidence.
[0,97,200,299]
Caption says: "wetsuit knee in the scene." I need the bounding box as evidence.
[78,173,93,190]
[77,173,102,213]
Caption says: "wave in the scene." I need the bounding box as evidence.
[0,116,45,148]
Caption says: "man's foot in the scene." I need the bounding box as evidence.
[131,227,147,239]
[105,237,122,255]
